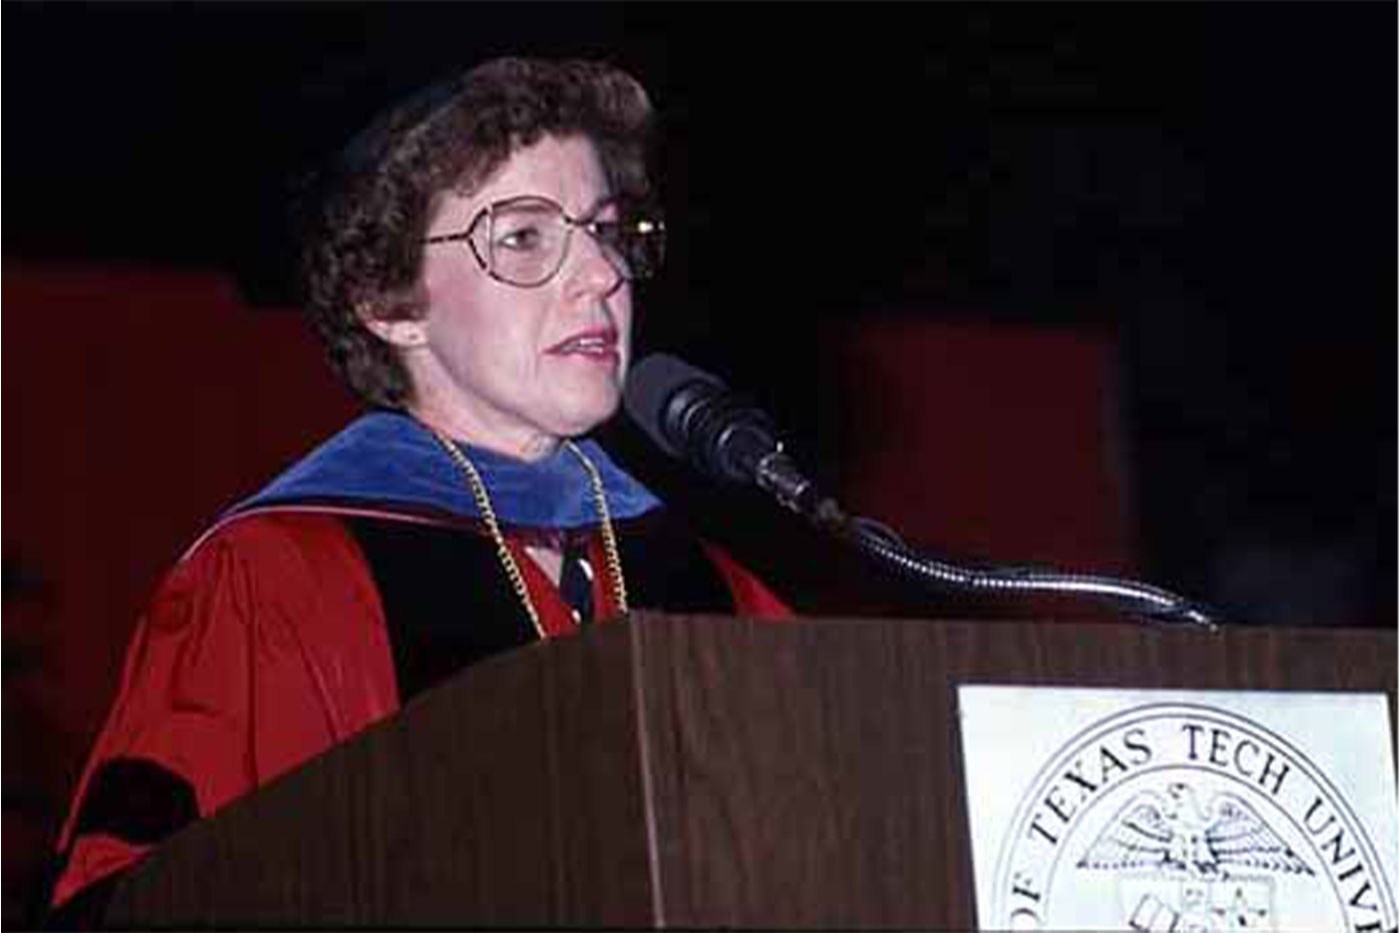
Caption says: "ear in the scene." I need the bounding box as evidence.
[357,302,428,349]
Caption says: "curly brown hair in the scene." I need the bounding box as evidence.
[297,57,656,408]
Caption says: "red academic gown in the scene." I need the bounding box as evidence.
[50,504,792,915]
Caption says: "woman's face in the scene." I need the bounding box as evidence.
[394,134,633,459]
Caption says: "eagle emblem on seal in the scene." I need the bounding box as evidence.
[1077,782,1315,878]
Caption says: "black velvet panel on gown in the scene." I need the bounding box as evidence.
[347,508,736,701]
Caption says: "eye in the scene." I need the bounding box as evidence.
[494,223,546,253]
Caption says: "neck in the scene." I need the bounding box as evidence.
[407,402,561,462]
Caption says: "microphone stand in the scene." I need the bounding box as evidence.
[754,448,1221,630]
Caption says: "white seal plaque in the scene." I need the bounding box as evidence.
[958,686,1398,932]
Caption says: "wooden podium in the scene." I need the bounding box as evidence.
[104,613,1397,928]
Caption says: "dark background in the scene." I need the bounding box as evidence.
[3,2,1395,921]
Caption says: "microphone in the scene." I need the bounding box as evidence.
[623,352,1219,629]
[623,354,819,514]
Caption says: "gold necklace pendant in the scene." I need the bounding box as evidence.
[423,424,629,639]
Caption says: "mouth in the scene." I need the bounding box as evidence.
[546,327,621,359]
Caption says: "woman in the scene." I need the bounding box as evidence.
[49,56,791,921]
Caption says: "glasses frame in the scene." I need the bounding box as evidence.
[423,194,665,289]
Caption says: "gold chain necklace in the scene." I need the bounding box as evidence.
[423,425,629,638]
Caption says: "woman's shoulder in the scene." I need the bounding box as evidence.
[178,507,363,570]
[153,508,389,630]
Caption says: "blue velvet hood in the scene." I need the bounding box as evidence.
[235,411,661,529]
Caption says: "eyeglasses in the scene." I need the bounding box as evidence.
[424,195,666,288]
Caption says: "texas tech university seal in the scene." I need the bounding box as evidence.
[959,690,1398,933]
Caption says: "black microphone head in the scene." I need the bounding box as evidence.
[623,353,725,458]
[625,353,782,484]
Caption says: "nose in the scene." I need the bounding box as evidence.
[566,227,626,297]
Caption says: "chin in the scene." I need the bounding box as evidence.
[554,394,621,438]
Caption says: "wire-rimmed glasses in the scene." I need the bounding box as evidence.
[424,195,666,288]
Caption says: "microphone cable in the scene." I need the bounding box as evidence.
[784,488,1219,629]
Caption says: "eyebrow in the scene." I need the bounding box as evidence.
[434,191,620,238]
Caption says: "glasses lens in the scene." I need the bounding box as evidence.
[595,212,666,281]
[486,201,569,286]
